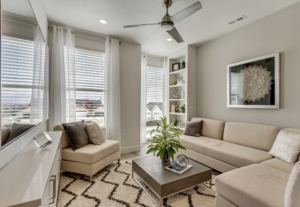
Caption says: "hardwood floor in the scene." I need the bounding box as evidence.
[120,144,149,160]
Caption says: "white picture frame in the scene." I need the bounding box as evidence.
[227,53,280,109]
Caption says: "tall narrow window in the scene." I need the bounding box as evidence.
[146,65,164,121]
[1,36,34,125]
[73,48,105,126]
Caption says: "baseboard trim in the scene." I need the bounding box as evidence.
[121,145,141,154]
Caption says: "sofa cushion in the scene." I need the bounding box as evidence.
[260,158,294,174]
[62,140,120,164]
[183,120,202,137]
[191,117,225,140]
[53,124,70,149]
[285,162,300,207]
[1,126,10,145]
[62,120,89,151]
[269,130,300,165]
[85,122,106,145]
[180,135,273,168]
[223,122,280,151]
[6,123,34,144]
[215,164,289,207]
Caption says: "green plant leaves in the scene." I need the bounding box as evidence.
[146,116,186,159]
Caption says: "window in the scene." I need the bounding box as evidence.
[1,36,34,125]
[146,65,164,121]
[73,48,105,126]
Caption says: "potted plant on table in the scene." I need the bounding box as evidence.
[179,104,185,113]
[146,117,186,165]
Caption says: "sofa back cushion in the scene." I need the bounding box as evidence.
[53,124,70,149]
[223,122,280,151]
[191,117,225,140]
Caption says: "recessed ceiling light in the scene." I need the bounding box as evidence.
[99,19,108,24]
[167,38,173,41]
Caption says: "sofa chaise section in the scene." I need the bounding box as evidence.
[215,164,290,207]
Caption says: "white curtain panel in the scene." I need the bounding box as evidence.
[64,29,76,123]
[49,26,66,130]
[49,26,76,129]
[105,38,121,141]
[30,27,46,124]
[140,54,147,144]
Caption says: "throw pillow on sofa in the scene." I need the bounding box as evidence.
[1,126,10,145]
[85,122,105,145]
[6,123,34,144]
[269,130,300,165]
[184,120,203,137]
[285,161,300,207]
[62,120,89,151]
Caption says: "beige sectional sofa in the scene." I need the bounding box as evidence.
[178,117,299,207]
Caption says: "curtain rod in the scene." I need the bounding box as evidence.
[48,26,121,44]
[145,55,167,60]
[3,17,37,27]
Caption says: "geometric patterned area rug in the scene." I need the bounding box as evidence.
[57,157,219,207]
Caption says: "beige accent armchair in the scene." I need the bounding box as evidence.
[53,125,120,182]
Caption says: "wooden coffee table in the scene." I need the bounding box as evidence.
[132,156,212,207]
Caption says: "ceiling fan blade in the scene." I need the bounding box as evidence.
[170,1,202,23]
[123,23,160,28]
[167,27,184,43]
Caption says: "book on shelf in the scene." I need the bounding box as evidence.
[165,164,193,175]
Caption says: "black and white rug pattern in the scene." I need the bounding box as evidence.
[57,158,219,207]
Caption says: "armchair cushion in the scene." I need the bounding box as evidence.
[62,140,120,164]
[62,120,89,151]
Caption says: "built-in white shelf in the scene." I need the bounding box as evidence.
[169,84,185,88]
[169,69,186,75]
[169,99,185,101]
[169,113,186,116]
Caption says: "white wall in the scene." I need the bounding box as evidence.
[29,0,48,41]
[196,2,300,129]
[120,42,141,153]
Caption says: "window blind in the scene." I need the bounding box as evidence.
[1,36,34,125]
[146,65,164,120]
[74,48,105,126]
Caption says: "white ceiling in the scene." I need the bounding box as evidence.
[2,0,35,18]
[43,0,300,56]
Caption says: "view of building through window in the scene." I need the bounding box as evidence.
[1,36,34,125]
[146,65,164,137]
[74,48,105,126]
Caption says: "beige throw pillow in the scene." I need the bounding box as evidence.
[85,122,105,145]
[285,162,300,207]
[269,130,300,165]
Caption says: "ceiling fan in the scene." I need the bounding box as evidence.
[123,0,202,43]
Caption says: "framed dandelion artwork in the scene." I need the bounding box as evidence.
[227,53,280,108]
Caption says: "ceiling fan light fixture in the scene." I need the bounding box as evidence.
[160,22,174,31]
[167,38,173,41]
[99,19,108,24]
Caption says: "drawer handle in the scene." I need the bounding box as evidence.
[48,175,56,204]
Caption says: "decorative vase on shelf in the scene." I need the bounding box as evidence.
[182,109,185,113]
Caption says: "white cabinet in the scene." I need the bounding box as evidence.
[0,131,62,207]
[40,145,61,207]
